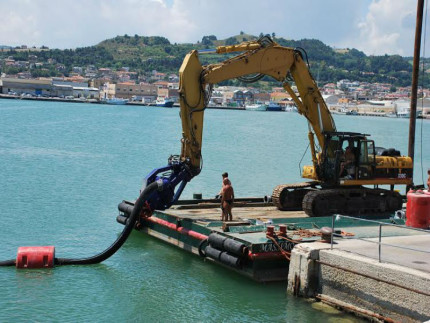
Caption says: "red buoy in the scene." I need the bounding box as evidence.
[406,190,430,229]
[16,246,55,269]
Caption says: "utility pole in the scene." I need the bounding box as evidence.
[408,0,425,187]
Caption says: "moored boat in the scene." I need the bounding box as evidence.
[156,97,174,107]
[385,112,398,118]
[332,107,350,115]
[245,103,267,111]
[396,109,410,118]
[346,110,358,116]
[103,97,128,105]
[266,101,282,111]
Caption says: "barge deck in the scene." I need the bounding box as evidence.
[117,197,402,282]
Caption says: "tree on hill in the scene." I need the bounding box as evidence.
[225,37,239,46]
[202,35,217,46]
[0,33,426,88]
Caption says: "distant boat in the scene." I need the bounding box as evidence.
[346,110,358,116]
[396,109,410,118]
[284,105,298,112]
[385,112,397,118]
[156,97,174,107]
[332,107,350,115]
[104,97,128,105]
[266,101,282,111]
[245,103,267,111]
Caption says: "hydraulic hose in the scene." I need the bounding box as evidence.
[0,182,158,267]
[0,259,15,267]
[55,182,158,265]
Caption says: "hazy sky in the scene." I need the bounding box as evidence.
[1,0,428,56]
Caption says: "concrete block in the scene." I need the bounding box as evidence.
[288,241,430,321]
[318,249,430,322]
[287,242,330,297]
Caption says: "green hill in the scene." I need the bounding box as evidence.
[0,33,427,87]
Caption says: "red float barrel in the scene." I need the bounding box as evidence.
[406,190,430,229]
[16,246,55,269]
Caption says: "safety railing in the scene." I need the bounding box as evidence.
[330,214,430,263]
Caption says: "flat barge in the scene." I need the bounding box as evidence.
[117,197,399,282]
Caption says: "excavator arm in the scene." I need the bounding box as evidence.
[140,37,336,211]
[179,38,336,173]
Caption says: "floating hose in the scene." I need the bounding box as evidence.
[0,259,15,267]
[0,182,158,267]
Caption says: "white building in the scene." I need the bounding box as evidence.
[72,86,99,99]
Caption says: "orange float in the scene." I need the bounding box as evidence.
[16,246,55,269]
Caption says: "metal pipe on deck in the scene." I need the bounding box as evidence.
[143,216,209,241]
[247,251,287,261]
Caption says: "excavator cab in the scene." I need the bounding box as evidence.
[319,132,375,185]
[356,139,376,180]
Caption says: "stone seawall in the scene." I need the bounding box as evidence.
[287,241,430,322]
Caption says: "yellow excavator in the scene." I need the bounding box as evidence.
[138,36,413,217]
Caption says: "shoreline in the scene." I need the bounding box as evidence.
[0,94,245,110]
[1,94,429,118]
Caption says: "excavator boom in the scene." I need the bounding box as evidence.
[179,39,336,172]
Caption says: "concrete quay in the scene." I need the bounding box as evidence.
[287,235,430,322]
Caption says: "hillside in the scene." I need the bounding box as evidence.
[1,33,428,87]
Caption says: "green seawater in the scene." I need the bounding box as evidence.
[1,99,429,322]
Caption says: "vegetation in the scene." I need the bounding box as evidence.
[1,33,429,87]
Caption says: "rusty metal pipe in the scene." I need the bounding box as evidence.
[315,294,395,323]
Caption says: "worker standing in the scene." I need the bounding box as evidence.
[217,172,230,198]
[221,177,234,222]
[218,172,229,194]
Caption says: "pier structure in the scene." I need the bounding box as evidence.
[287,223,430,322]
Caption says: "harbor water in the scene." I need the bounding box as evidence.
[1,99,429,321]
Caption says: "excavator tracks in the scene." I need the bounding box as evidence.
[272,182,318,211]
[302,188,403,217]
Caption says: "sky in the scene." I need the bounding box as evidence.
[1,0,429,57]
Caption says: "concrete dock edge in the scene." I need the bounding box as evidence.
[287,242,430,322]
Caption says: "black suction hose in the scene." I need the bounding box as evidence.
[55,182,158,265]
[0,259,15,267]
[0,182,158,267]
